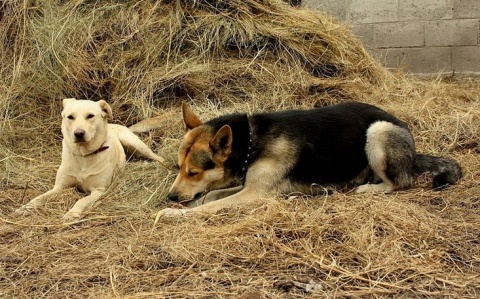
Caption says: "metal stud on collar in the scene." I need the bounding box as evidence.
[240,120,254,183]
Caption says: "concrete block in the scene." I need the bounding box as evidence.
[304,0,348,21]
[374,22,425,48]
[398,0,452,21]
[452,46,480,72]
[453,0,480,18]
[351,24,375,49]
[348,0,398,24]
[372,47,452,73]
[426,19,479,46]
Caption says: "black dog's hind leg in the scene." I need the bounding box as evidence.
[357,121,415,193]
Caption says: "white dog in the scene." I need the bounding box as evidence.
[15,98,165,221]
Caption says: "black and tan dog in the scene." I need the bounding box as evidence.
[160,102,462,217]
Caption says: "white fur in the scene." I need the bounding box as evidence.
[15,98,165,221]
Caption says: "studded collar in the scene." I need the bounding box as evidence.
[240,117,256,184]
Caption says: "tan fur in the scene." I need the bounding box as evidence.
[169,126,228,203]
[183,102,203,130]
[162,109,300,217]
[160,103,461,218]
[15,98,165,221]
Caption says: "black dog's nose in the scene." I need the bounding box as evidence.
[167,193,179,202]
[74,129,85,140]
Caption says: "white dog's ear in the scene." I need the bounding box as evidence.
[62,98,76,108]
[182,102,202,130]
[98,100,113,119]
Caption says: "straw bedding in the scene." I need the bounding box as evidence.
[1,0,479,298]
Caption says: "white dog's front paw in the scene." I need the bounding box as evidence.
[14,204,36,216]
[62,210,82,222]
[159,208,188,218]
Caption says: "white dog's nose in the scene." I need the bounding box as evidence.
[74,129,85,141]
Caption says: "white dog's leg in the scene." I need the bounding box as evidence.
[131,141,165,163]
[62,189,104,221]
[119,129,165,163]
[14,187,63,216]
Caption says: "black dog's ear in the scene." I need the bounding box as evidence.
[210,125,232,154]
[182,102,203,131]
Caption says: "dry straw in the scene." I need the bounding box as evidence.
[1,0,479,298]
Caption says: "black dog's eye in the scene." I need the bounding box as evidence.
[67,115,74,120]
[86,114,95,119]
[187,170,198,177]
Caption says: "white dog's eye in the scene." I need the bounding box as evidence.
[67,115,74,120]
[86,114,95,119]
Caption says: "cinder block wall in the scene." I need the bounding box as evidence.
[304,0,480,74]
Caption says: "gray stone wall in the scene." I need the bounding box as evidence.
[304,0,480,74]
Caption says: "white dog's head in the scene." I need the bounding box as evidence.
[61,98,113,154]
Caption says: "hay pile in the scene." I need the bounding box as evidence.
[0,0,386,120]
[1,0,479,298]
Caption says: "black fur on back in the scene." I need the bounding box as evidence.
[203,102,462,189]
[250,102,409,185]
[205,102,406,185]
